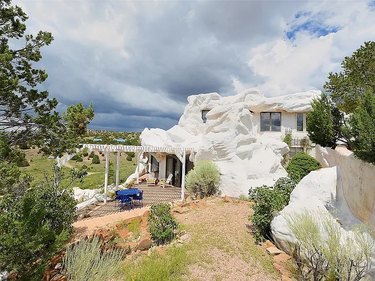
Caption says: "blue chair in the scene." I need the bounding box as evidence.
[131,190,143,207]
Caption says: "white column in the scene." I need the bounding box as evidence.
[148,152,151,174]
[181,150,186,201]
[115,151,120,189]
[104,151,109,204]
[136,152,140,184]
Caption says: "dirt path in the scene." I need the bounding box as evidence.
[173,198,279,281]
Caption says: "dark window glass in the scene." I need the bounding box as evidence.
[261,112,281,131]
[260,112,270,131]
[201,110,210,123]
[271,112,281,131]
[297,113,304,131]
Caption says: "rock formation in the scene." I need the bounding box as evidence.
[138,89,320,197]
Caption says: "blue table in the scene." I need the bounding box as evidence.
[116,189,142,197]
[116,189,143,209]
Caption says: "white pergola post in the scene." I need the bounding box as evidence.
[115,151,120,189]
[104,151,109,204]
[181,150,186,201]
[136,152,140,184]
[148,152,151,174]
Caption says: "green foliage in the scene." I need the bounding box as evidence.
[299,136,311,152]
[63,103,94,136]
[148,203,178,245]
[325,41,375,113]
[186,161,220,198]
[288,212,374,280]
[0,173,77,279]
[249,177,296,241]
[349,91,375,164]
[283,133,292,147]
[88,151,95,158]
[126,152,135,158]
[75,154,83,162]
[307,94,344,149]
[91,154,100,164]
[62,236,124,281]
[123,246,188,281]
[126,155,133,161]
[286,152,321,182]
[0,134,29,167]
[81,147,89,157]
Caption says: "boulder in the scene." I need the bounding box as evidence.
[271,167,337,252]
[136,238,153,251]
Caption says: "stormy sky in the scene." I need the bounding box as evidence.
[15,0,375,131]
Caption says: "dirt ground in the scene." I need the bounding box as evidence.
[173,198,280,281]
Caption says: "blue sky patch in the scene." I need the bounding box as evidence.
[286,19,340,40]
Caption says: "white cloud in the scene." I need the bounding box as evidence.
[247,0,375,96]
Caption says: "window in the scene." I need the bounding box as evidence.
[297,113,304,131]
[260,112,281,131]
[201,110,210,123]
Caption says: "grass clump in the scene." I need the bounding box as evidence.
[91,154,100,164]
[123,245,189,281]
[286,152,321,182]
[62,236,125,281]
[288,212,374,280]
[186,160,220,198]
[148,203,178,245]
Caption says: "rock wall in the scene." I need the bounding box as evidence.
[139,89,319,197]
[314,145,375,230]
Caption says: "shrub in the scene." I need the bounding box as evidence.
[0,179,77,279]
[288,212,374,280]
[126,152,135,158]
[350,91,375,164]
[148,203,178,245]
[185,161,220,198]
[88,151,95,158]
[62,236,124,281]
[283,133,292,147]
[126,155,132,161]
[75,154,83,162]
[286,152,321,182]
[91,154,100,164]
[249,177,296,241]
[82,147,89,157]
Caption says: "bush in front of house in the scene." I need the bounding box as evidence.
[249,177,296,241]
[88,151,95,158]
[186,160,220,198]
[286,152,321,182]
[91,154,100,164]
[148,203,178,245]
[126,155,132,161]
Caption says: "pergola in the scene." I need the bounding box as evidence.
[81,144,195,203]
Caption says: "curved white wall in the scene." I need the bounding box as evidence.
[314,145,375,230]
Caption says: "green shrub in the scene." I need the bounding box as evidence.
[186,160,220,198]
[148,203,178,245]
[350,91,375,164]
[91,154,100,164]
[126,152,135,158]
[82,148,89,157]
[249,177,296,241]
[88,151,95,158]
[126,155,132,161]
[75,154,83,162]
[286,152,321,182]
[283,133,292,147]
[288,212,374,280]
[62,236,124,281]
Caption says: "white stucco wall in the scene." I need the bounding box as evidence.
[314,145,375,230]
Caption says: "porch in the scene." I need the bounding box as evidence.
[77,184,182,219]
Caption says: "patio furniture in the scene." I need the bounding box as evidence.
[118,196,133,210]
[116,189,143,209]
[160,174,173,188]
[146,178,157,186]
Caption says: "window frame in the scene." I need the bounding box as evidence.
[296,113,304,132]
[260,112,282,132]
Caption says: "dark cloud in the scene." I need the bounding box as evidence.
[17,0,368,131]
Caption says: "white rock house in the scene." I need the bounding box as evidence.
[127,89,321,197]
